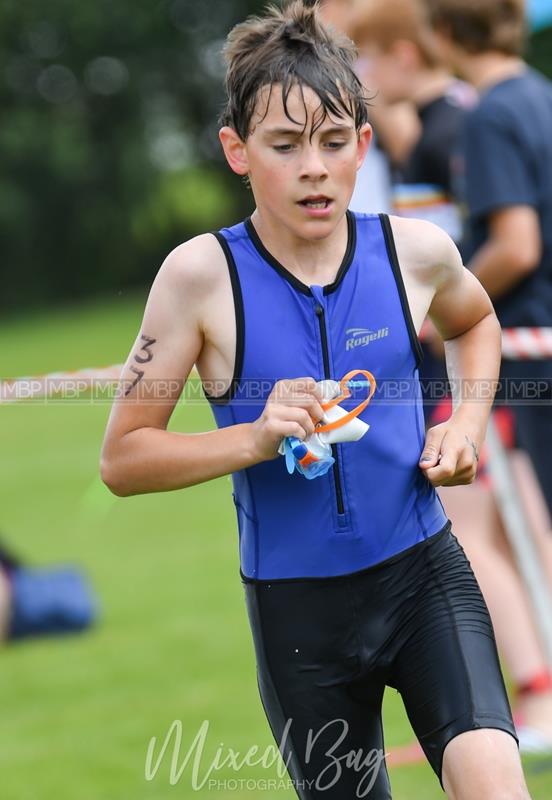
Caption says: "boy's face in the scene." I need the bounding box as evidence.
[220,83,371,241]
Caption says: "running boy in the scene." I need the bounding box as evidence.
[101,2,529,797]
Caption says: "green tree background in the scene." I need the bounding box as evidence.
[1,1,551,314]
[0,0,260,313]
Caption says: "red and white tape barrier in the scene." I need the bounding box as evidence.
[419,325,552,359]
[501,327,552,360]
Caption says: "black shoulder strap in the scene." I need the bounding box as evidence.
[205,232,245,404]
[379,214,424,367]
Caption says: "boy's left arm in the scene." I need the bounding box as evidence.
[419,227,502,487]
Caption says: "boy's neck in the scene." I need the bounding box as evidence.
[457,52,526,94]
[250,208,350,286]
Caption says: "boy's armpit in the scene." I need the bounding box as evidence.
[389,215,495,339]
[387,215,459,334]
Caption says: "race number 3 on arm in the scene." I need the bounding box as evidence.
[100,234,325,497]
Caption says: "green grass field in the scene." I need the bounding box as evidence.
[1,293,551,799]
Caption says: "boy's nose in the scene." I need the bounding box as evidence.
[299,147,329,181]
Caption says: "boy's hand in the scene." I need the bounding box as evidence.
[419,421,481,487]
[250,378,326,462]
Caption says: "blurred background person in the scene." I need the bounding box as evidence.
[320,0,396,212]
[0,567,10,640]
[0,539,97,643]
[348,0,473,425]
[318,0,356,28]
[428,0,552,522]
[428,0,552,746]
[350,0,552,752]
[350,0,475,242]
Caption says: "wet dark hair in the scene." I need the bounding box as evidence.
[220,0,370,141]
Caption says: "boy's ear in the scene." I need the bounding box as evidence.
[219,127,249,175]
[356,123,373,170]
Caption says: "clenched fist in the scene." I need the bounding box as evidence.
[419,420,481,487]
[250,377,326,463]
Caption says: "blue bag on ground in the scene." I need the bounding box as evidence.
[8,567,98,639]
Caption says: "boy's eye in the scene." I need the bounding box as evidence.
[271,140,348,153]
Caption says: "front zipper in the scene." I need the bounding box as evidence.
[314,302,345,516]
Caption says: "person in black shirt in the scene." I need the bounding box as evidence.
[349,0,475,243]
[428,0,552,517]
[349,0,475,426]
[351,0,552,754]
[429,0,552,753]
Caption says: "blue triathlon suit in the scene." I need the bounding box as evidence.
[210,212,447,580]
[206,212,517,798]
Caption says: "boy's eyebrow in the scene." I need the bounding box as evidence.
[262,128,302,137]
[263,124,355,137]
[321,125,355,135]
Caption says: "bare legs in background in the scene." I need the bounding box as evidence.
[440,451,552,746]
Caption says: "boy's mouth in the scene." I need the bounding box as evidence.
[298,196,332,209]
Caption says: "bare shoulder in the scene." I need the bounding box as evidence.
[387,215,463,290]
[156,232,228,298]
[134,231,232,355]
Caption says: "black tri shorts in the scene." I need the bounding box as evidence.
[243,523,517,799]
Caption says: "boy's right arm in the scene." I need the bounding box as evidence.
[100,235,324,497]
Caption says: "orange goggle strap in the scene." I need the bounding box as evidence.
[316,369,377,435]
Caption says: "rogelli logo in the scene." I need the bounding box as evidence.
[346,327,389,351]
